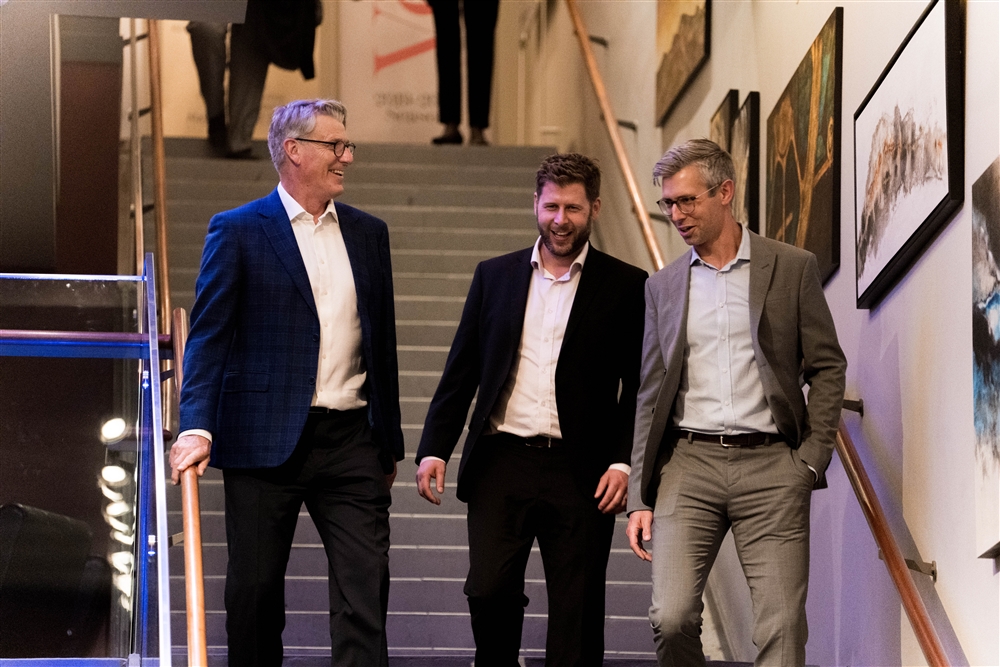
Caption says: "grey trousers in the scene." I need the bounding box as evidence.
[648,436,814,667]
[187,22,270,153]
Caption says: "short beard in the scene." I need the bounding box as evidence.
[540,214,593,258]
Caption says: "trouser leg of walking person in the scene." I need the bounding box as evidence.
[226,22,271,156]
[463,0,499,133]
[186,22,228,151]
[534,456,615,667]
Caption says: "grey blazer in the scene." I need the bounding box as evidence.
[628,230,847,512]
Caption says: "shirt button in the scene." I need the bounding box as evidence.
[544,337,549,342]
[312,334,319,342]
[719,303,725,308]
[725,400,730,406]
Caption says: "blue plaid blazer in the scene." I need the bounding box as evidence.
[178,189,404,470]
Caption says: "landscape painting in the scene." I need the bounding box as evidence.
[765,8,843,283]
[710,89,739,152]
[656,0,710,126]
[731,92,760,233]
[853,0,964,309]
[972,157,1000,559]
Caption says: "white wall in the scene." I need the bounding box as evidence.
[508,1,1000,664]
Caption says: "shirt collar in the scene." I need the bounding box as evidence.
[530,237,590,278]
[277,182,339,226]
[689,223,751,270]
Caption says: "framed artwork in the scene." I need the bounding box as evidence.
[972,156,1000,559]
[766,8,843,284]
[710,89,739,152]
[853,0,965,309]
[655,0,711,126]
[731,92,760,233]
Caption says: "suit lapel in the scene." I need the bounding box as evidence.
[748,231,776,338]
[661,252,691,368]
[336,203,374,344]
[562,247,604,346]
[260,189,317,318]
[509,249,533,348]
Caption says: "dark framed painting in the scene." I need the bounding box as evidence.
[655,0,711,126]
[854,0,965,309]
[732,92,760,233]
[972,156,1000,559]
[765,8,843,284]
[709,89,738,152]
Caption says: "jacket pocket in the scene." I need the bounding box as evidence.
[222,372,270,392]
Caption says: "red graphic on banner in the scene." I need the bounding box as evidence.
[399,0,432,15]
[374,37,436,74]
[371,0,436,74]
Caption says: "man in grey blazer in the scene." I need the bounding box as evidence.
[626,139,846,666]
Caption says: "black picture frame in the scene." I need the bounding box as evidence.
[655,0,711,127]
[853,0,966,309]
[709,89,739,152]
[765,8,843,284]
[732,92,760,233]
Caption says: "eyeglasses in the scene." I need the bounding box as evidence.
[656,183,721,220]
[295,137,356,158]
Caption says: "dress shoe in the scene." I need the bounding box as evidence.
[432,130,463,145]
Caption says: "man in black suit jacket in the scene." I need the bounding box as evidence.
[415,153,647,667]
[170,99,403,666]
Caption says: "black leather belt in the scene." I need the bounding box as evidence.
[523,434,564,448]
[675,430,783,448]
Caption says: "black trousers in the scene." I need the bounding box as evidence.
[222,409,391,667]
[427,0,500,128]
[464,435,616,667]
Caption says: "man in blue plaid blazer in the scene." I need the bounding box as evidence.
[170,99,404,666]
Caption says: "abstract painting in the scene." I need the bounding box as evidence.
[854,0,965,309]
[731,92,760,233]
[972,157,1000,559]
[710,89,738,152]
[766,8,843,284]
[655,0,710,126]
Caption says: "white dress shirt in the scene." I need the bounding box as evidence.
[674,225,778,435]
[425,238,629,475]
[179,184,366,444]
[279,183,367,411]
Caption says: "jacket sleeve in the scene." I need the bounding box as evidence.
[795,254,847,484]
[415,262,486,464]
[628,278,667,513]
[178,213,242,437]
[376,221,405,465]
[612,268,649,465]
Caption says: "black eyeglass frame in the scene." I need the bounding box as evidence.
[294,137,357,157]
[656,182,724,220]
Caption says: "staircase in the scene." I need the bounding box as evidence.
[157,138,669,665]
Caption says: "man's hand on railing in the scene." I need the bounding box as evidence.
[169,433,211,485]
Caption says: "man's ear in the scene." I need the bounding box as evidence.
[590,196,601,220]
[283,137,302,166]
[533,191,539,218]
[717,179,735,206]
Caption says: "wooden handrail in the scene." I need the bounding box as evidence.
[171,308,208,667]
[148,20,171,329]
[564,0,665,271]
[836,419,948,666]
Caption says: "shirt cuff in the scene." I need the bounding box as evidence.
[178,429,213,443]
[609,463,631,476]
[421,456,447,465]
[805,463,818,483]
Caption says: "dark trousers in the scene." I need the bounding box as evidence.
[464,436,615,667]
[222,409,391,667]
[186,21,270,153]
[427,0,500,128]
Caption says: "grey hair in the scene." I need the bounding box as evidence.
[268,99,347,171]
[652,138,735,189]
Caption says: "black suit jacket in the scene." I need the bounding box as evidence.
[416,245,647,501]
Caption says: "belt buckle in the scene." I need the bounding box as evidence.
[720,434,737,448]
